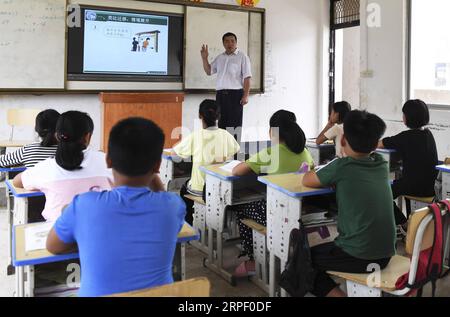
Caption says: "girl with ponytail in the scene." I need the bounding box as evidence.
[173,99,240,225]
[14,111,112,221]
[0,109,60,168]
[231,109,314,277]
[55,111,94,170]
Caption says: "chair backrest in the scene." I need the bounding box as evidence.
[7,109,40,127]
[405,201,450,255]
[402,200,450,291]
[108,277,211,297]
[405,207,436,256]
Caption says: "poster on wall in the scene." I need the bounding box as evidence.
[236,0,260,7]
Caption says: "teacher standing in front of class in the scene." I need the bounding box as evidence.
[201,32,252,141]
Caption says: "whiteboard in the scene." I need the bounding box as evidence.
[185,6,251,90]
[0,0,66,89]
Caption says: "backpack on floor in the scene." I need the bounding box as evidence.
[279,220,316,297]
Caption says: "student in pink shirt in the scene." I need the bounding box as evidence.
[13,111,113,221]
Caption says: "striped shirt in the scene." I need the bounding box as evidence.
[0,142,58,168]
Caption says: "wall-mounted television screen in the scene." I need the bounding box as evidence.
[67,6,184,82]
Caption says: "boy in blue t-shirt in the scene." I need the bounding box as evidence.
[46,118,186,297]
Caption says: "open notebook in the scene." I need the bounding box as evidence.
[219,160,241,174]
[24,222,55,252]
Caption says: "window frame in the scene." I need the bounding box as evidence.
[329,0,360,112]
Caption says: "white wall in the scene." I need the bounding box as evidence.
[360,0,450,159]
[359,0,407,119]
[0,0,329,148]
[0,94,102,149]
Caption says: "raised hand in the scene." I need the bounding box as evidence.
[201,44,209,60]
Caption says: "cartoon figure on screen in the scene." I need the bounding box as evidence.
[131,37,139,52]
[143,38,150,52]
[134,31,161,53]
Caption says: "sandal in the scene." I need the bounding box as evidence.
[233,260,256,277]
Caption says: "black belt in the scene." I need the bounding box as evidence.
[217,89,243,94]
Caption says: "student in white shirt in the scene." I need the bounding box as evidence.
[201,32,252,141]
[173,99,240,224]
[316,101,351,158]
[13,111,113,221]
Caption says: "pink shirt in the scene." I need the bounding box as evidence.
[22,148,113,221]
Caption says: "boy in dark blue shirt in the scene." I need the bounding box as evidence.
[46,118,186,297]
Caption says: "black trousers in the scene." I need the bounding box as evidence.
[391,178,436,225]
[216,89,243,141]
[310,242,391,297]
[180,180,206,225]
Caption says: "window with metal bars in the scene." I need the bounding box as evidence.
[329,0,360,109]
[331,0,360,29]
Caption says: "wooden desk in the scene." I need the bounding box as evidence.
[199,164,265,286]
[306,142,336,166]
[258,173,335,297]
[12,222,199,297]
[108,277,210,297]
[0,140,32,151]
[437,164,450,200]
[160,151,192,192]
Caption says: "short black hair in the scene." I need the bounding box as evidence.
[108,117,165,177]
[402,99,429,129]
[222,32,237,42]
[332,101,351,123]
[199,99,219,128]
[344,110,386,154]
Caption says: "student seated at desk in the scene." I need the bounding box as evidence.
[379,99,438,226]
[46,118,186,297]
[316,101,351,158]
[303,110,396,297]
[13,111,112,221]
[172,99,240,224]
[0,109,60,168]
[231,110,314,277]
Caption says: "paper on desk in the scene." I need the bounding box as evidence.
[302,212,334,225]
[219,160,241,173]
[25,222,55,252]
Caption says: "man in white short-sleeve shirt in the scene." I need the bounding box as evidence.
[201,32,252,141]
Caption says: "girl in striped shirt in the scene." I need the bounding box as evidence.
[0,109,60,168]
